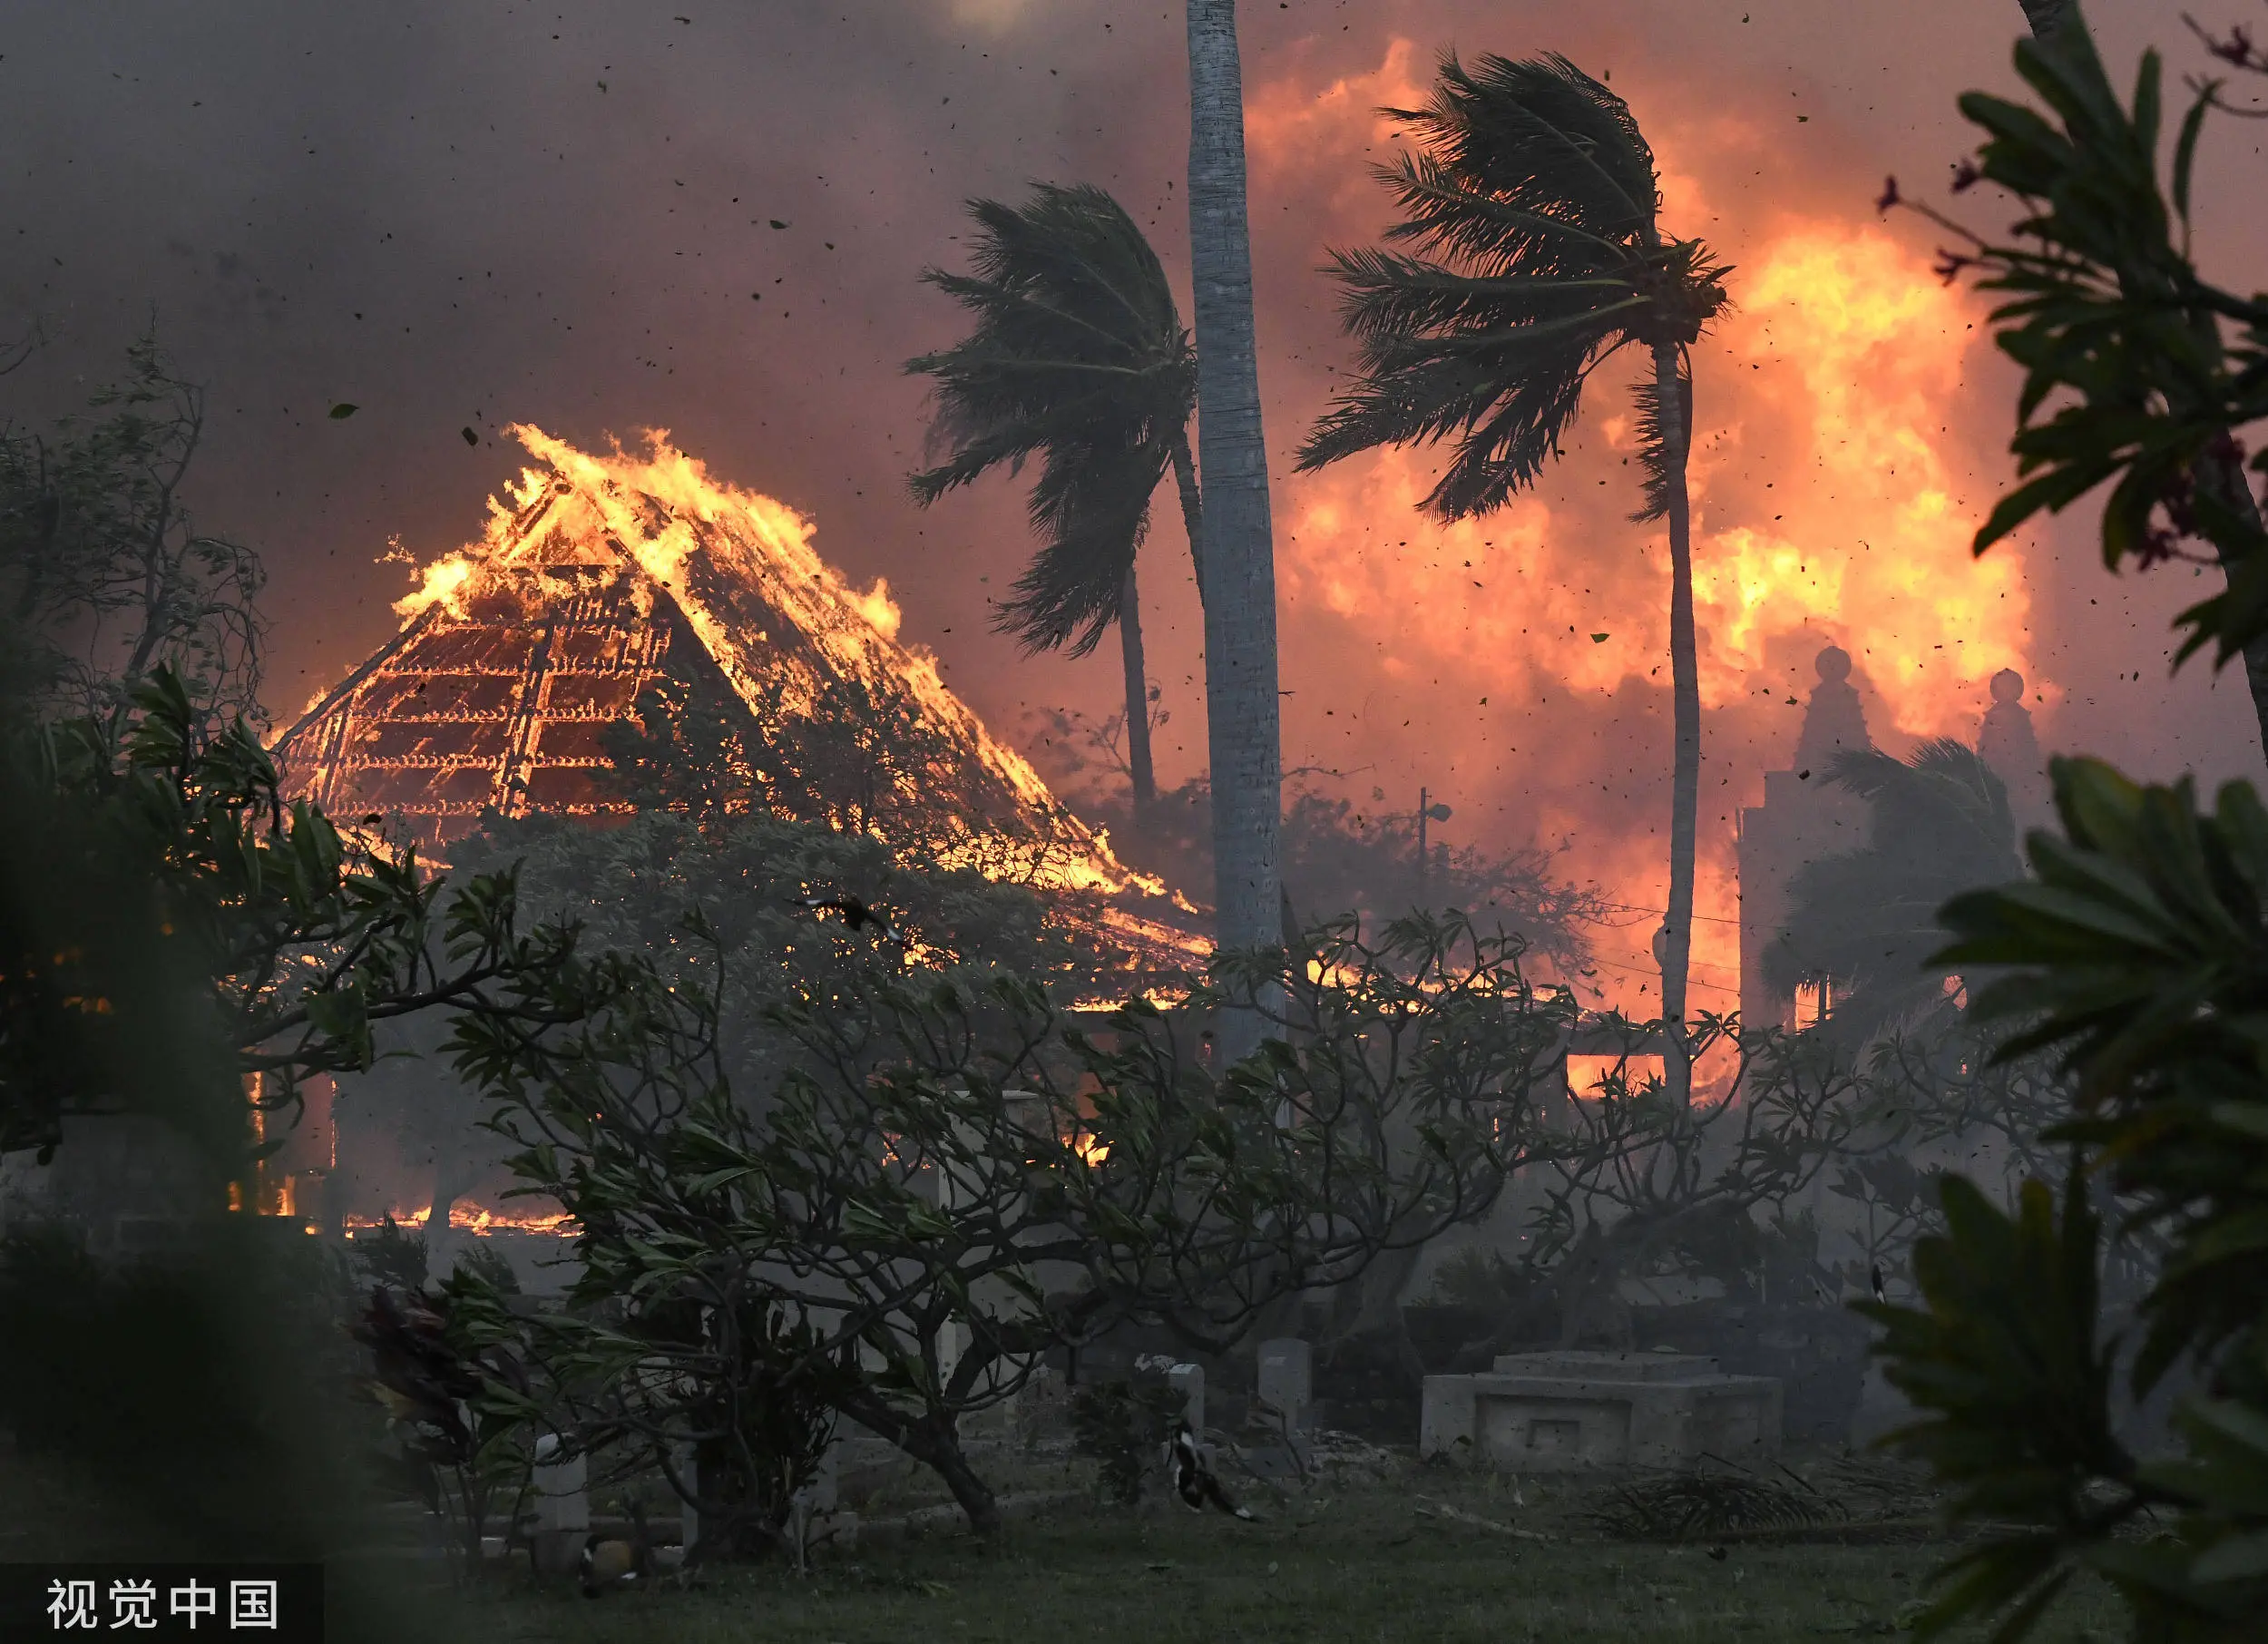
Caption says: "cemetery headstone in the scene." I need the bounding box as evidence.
[530,1434,589,1575]
[672,1438,700,1557]
[1168,1362,1206,1438]
[1256,1338,1312,1426]
[1014,1365,1074,1452]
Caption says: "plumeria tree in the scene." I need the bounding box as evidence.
[450,912,1579,1539]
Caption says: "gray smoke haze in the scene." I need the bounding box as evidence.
[4,0,2260,1004]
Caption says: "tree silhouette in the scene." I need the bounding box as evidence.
[1765,739,2021,1046]
[907,183,1201,814]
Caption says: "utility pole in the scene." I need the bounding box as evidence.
[1415,788,1452,912]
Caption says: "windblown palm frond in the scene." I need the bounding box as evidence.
[995,434,1171,656]
[1766,740,2022,1044]
[1629,357,1692,524]
[1379,53,1659,255]
[1295,50,1728,522]
[1296,49,1731,1104]
[906,184,1195,654]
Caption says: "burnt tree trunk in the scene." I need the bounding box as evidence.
[1320,1241,1430,1391]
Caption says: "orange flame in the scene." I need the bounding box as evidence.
[343,1203,577,1238]
[385,426,1184,912]
[393,553,475,622]
[1566,1052,1666,1100]
[1248,40,2038,1015]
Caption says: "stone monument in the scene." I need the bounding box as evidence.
[1420,1350,1782,1472]
[1736,646,1872,1032]
[529,1433,590,1575]
[1978,667,2050,827]
[1168,1362,1206,1437]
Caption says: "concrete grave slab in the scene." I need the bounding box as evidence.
[1420,1349,1782,1472]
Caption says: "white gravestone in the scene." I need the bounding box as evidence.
[1168,1362,1205,1438]
[530,1434,589,1575]
[672,1438,700,1557]
[1256,1338,1311,1426]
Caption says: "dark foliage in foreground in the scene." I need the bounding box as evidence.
[0,669,593,1172]
[1866,758,2268,1640]
[445,911,1578,1541]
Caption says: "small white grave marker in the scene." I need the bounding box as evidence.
[1256,1338,1311,1424]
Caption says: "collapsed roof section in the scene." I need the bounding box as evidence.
[273,426,1186,922]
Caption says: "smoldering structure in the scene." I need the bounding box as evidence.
[253,427,1207,1264]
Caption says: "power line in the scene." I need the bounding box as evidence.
[1591,897,1745,927]
[1587,937,1745,983]
[1577,953,1742,998]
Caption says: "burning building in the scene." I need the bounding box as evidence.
[279,426,1164,886]
[268,426,1206,1259]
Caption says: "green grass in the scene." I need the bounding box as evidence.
[453,1470,2123,1644]
[3,1441,2125,1641]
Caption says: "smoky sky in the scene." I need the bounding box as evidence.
[5,0,2263,1002]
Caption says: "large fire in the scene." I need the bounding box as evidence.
[352,424,1207,935]
[1246,39,2038,1014]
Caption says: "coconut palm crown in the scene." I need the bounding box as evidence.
[1294,51,1729,522]
[907,183,1203,811]
[1297,51,1730,1101]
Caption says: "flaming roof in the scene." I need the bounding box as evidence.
[274,426,1192,932]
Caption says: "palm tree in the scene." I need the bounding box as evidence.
[906,183,1203,814]
[1765,740,2020,1046]
[1295,52,1728,1101]
[1186,0,1286,1022]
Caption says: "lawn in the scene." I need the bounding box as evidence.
[453,1463,2123,1644]
[3,1437,2126,1641]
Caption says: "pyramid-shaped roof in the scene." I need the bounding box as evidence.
[275,426,1178,917]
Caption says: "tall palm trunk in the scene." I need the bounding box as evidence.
[1118,563,1157,811]
[2013,0,2268,758]
[1657,345,1699,1107]
[1186,0,1284,1062]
